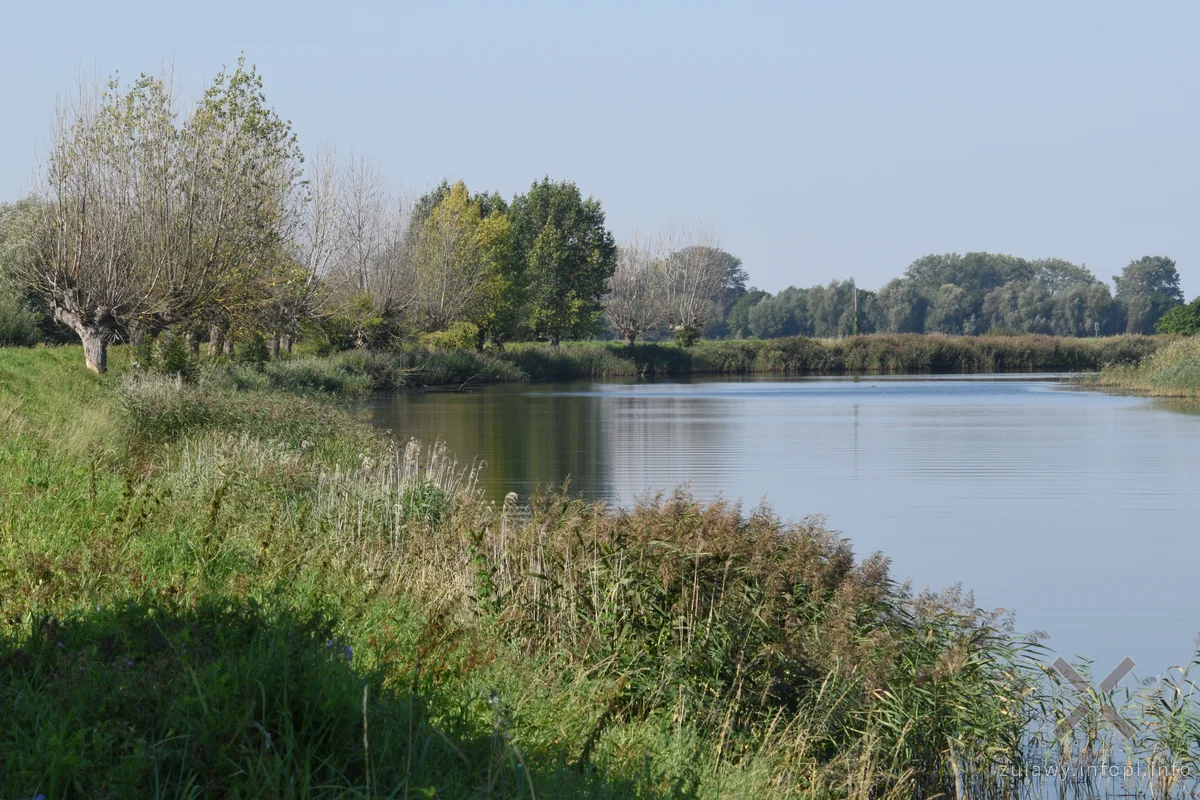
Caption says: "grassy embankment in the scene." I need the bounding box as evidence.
[247,333,1165,395]
[0,344,1049,798]
[1095,336,1200,398]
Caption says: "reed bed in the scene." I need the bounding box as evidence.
[243,334,1167,393]
[1096,336,1200,398]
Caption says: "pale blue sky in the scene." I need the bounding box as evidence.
[2,0,1196,296]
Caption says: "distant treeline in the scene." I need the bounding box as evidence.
[1,60,1197,366]
[724,253,1192,341]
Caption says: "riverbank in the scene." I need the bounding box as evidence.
[208,333,1165,396]
[0,345,1039,797]
[1095,336,1200,398]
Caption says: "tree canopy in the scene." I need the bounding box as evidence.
[510,178,616,348]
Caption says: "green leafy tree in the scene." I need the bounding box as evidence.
[701,248,747,337]
[467,195,522,349]
[510,178,616,349]
[1049,282,1115,336]
[19,61,299,372]
[748,292,799,338]
[1031,258,1098,292]
[981,281,1052,334]
[0,199,48,346]
[1156,297,1200,335]
[924,284,973,334]
[726,289,768,338]
[873,278,925,333]
[1114,256,1184,334]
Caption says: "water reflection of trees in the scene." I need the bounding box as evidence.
[373,388,613,500]
[371,386,735,504]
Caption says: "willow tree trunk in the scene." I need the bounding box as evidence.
[283,336,293,354]
[209,326,224,358]
[80,330,109,373]
[223,332,234,357]
[186,329,201,359]
[624,333,636,347]
[53,302,114,374]
[267,335,281,359]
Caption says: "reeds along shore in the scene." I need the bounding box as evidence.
[1096,335,1200,397]
[1,344,1198,797]
[151,333,1166,396]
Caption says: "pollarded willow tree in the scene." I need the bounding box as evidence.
[604,231,664,346]
[413,182,492,332]
[20,59,299,372]
[322,154,415,348]
[659,226,728,346]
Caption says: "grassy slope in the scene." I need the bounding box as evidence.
[1,345,1042,798]
[1096,336,1200,398]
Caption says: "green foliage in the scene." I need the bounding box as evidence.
[506,342,638,380]
[1115,255,1185,334]
[748,292,799,338]
[178,335,1168,397]
[1156,297,1200,335]
[747,280,874,339]
[674,324,700,348]
[420,321,482,350]
[510,178,617,346]
[0,200,49,347]
[9,345,1200,797]
[131,331,197,379]
[0,291,39,346]
[812,253,1129,338]
[159,331,196,377]
[239,332,271,367]
[725,288,768,339]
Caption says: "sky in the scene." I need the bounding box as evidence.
[2,0,1197,297]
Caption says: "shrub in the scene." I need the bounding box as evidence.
[0,293,39,346]
[674,325,700,348]
[1156,299,1200,335]
[421,321,481,351]
[239,332,271,367]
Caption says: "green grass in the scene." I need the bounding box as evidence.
[1096,335,1200,398]
[2,342,1197,797]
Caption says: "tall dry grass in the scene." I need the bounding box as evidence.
[1097,336,1200,398]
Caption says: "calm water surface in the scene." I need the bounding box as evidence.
[370,375,1200,679]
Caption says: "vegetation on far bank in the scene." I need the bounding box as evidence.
[1096,336,1200,398]
[122,333,1167,397]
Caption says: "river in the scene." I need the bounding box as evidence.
[369,374,1200,682]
